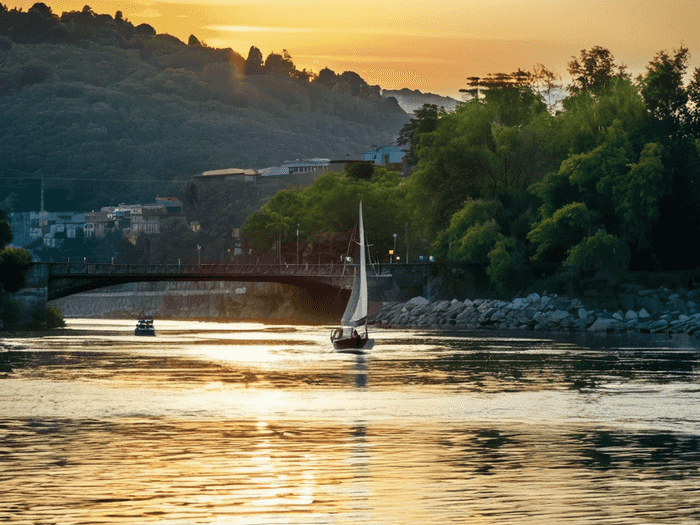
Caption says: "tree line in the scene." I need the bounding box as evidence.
[241,45,700,295]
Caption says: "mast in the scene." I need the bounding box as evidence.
[347,200,368,326]
[358,200,368,334]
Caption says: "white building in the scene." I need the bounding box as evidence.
[259,158,330,177]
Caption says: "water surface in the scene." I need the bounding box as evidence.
[1,320,699,523]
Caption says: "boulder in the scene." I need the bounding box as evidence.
[510,298,529,310]
[405,296,429,310]
[588,318,617,332]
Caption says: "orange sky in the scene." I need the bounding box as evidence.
[6,0,700,98]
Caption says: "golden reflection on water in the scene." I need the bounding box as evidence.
[2,417,700,524]
[1,320,700,523]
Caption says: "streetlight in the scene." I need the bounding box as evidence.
[393,233,398,264]
[296,224,300,266]
[197,245,201,266]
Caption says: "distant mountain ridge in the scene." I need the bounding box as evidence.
[382,88,462,114]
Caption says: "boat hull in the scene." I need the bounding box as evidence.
[331,334,368,350]
[134,328,155,336]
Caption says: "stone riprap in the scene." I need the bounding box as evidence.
[370,284,700,338]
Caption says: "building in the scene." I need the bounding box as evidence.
[84,211,111,238]
[362,145,405,166]
[85,198,183,240]
[193,168,259,183]
[258,158,331,177]
[21,211,85,248]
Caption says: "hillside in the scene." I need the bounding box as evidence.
[382,88,461,114]
[0,6,408,211]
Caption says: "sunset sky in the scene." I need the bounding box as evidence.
[6,0,700,98]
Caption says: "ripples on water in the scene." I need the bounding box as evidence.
[1,320,700,524]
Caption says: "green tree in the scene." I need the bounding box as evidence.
[397,103,442,168]
[639,45,694,139]
[406,101,496,238]
[567,46,630,95]
[563,231,630,276]
[527,202,597,262]
[0,211,32,325]
[345,162,375,180]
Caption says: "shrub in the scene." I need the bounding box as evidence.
[564,231,630,275]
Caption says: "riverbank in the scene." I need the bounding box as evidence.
[370,283,700,339]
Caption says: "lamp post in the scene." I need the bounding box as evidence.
[197,245,201,266]
[393,233,398,264]
[296,224,299,266]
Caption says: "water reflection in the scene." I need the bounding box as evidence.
[5,417,698,523]
[1,321,700,523]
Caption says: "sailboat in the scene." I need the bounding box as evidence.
[330,200,371,352]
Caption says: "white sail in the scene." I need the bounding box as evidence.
[348,200,368,325]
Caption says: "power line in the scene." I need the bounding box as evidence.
[1,177,191,184]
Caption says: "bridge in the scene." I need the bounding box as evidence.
[15,261,437,317]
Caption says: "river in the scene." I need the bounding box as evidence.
[1,319,700,524]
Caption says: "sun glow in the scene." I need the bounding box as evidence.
[4,0,700,97]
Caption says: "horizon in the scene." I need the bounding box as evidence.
[3,1,700,99]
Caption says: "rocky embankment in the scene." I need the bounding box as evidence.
[371,284,700,338]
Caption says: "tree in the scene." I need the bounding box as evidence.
[316,67,337,87]
[397,103,442,168]
[640,45,694,140]
[563,231,630,276]
[188,34,201,46]
[345,162,375,180]
[244,46,264,75]
[264,50,295,78]
[0,211,32,294]
[531,63,563,113]
[135,23,155,36]
[567,46,629,94]
[527,202,597,262]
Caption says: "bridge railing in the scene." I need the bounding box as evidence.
[47,262,359,278]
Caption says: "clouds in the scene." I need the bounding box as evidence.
[133,8,162,18]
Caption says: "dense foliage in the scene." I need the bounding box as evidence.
[241,169,410,265]
[241,45,700,295]
[412,45,700,291]
[0,210,32,327]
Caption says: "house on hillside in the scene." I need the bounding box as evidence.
[25,211,85,248]
[85,198,183,240]
[193,168,259,183]
[258,158,330,177]
[362,145,405,166]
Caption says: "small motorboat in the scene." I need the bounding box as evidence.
[134,319,155,336]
